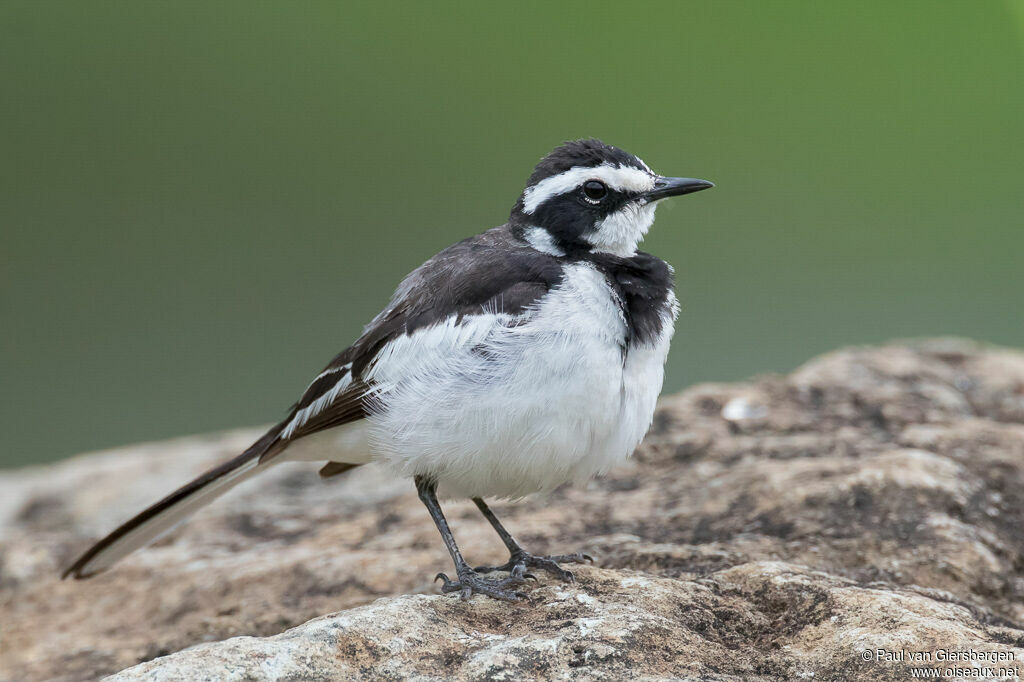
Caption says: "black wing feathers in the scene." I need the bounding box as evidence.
[325,226,563,377]
[268,225,562,456]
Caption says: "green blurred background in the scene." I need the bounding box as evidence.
[2,2,1022,468]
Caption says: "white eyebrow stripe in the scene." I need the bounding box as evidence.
[522,163,655,215]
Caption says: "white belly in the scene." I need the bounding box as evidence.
[362,263,676,499]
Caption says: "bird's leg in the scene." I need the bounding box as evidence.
[471,497,593,583]
[414,476,527,601]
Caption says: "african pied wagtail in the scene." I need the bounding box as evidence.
[64,139,713,601]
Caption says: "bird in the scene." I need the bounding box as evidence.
[63,139,713,601]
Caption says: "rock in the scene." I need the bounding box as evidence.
[2,338,1024,680]
[101,564,1024,682]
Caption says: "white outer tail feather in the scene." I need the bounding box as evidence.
[68,456,270,578]
[64,421,372,579]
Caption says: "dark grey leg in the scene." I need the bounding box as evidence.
[472,497,593,583]
[415,476,527,601]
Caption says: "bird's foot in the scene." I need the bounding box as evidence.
[434,562,532,601]
[475,550,594,583]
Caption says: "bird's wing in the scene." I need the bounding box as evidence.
[266,226,565,455]
[63,226,563,578]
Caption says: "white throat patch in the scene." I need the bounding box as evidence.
[587,202,659,257]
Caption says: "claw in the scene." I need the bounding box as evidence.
[546,552,594,565]
[460,549,591,590]
[433,567,530,602]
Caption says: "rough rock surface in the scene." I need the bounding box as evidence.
[3,339,1024,680]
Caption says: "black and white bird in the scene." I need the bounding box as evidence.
[64,139,713,601]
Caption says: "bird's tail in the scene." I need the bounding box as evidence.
[62,426,287,579]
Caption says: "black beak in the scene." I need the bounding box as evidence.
[643,176,714,202]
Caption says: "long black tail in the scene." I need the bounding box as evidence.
[62,426,285,579]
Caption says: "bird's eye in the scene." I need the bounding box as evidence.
[582,180,607,203]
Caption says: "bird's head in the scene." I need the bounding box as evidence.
[511,139,712,257]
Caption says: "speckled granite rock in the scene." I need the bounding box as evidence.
[103,564,1024,682]
[2,339,1024,680]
